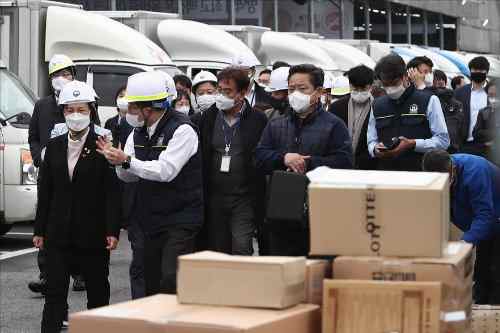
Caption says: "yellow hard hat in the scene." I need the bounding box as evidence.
[126,72,168,103]
[48,54,75,76]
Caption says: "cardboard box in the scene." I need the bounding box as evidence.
[308,168,449,257]
[305,260,332,305]
[472,305,500,333]
[177,251,306,309]
[333,242,474,313]
[322,279,442,333]
[69,294,321,333]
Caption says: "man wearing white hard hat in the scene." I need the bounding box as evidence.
[28,54,87,297]
[232,52,271,108]
[264,67,291,121]
[97,71,203,295]
[34,80,121,333]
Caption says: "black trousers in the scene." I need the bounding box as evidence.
[144,224,199,296]
[41,247,110,333]
[474,232,500,304]
[127,221,145,299]
[269,227,310,257]
[207,194,255,255]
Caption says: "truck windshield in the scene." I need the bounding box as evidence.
[0,68,35,126]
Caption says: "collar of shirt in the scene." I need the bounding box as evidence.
[68,127,90,144]
[222,102,244,127]
[147,112,166,138]
[471,82,487,91]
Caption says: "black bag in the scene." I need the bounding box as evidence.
[266,171,309,228]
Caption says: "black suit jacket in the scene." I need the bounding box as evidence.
[105,115,133,148]
[34,127,121,249]
[454,84,472,143]
[28,95,65,167]
[330,95,377,170]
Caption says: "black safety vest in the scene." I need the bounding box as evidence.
[373,86,432,171]
[133,111,203,235]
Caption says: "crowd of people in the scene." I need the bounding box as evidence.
[28,52,500,332]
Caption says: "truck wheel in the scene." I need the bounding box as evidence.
[0,224,13,236]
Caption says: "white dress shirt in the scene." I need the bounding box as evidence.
[367,95,450,157]
[468,86,488,142]
[67,129,89,181]
[245,84,256,107]
[116,118,199,183]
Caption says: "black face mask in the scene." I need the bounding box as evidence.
[270,96,289,111]
[470,72,487,83]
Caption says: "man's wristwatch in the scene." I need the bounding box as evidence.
[122,155,132,170]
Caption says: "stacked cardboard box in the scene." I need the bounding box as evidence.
[306,168,472,333]
[69,294,321,333]
[471,305,500,333]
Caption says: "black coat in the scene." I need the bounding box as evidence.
[330,95,377,170]
[454,84,473,142]
[193,101,268,198]
[34,126,121,249]
[28,95,65,167]
[104,115,133,148]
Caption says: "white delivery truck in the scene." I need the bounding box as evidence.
[0,61,37,235]
[156,19,261,78]
[94,12,261,79]
[1,2,179,123]
[216,26,340,76]
[308,39,376,72]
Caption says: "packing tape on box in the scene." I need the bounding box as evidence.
[441,311,467,322]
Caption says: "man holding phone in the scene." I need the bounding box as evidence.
[367,54,450,171]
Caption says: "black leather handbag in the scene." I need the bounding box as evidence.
[266,171,310,228]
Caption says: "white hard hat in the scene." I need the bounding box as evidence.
[49,54,74,76]
[266,67,290,92]
[231,52,260,68]
[192,71,218,91]
[126,72,168,103]
[155,71,177,99]
[323,72,335,90]
[58,80,96,105]
[332,76,351,96]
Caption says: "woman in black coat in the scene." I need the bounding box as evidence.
[33,81,120,333]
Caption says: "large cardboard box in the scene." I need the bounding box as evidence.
[322,279,442,333]
[177,251,306,309]
[69,294,321,333]
[308,168,449,257]
[472,305,500,333]
[305,260,332,305]
[333,242,474,313]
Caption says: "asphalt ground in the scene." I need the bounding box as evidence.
[0,223,132,333]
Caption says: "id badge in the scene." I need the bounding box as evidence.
[220,155,231,173]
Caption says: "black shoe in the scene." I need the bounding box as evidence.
[72,277,86,292]
[28,279,47,294]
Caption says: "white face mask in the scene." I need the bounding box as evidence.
[489,97,498,106]
[52,77,71,93]
[175,105,190,115]
[424,73,434,87]
[320,95,327,105]
[196,94,216,112]
[215,93,235,111]
[385,84,406,100]
[351,91,372,104]
[288,91,312,114]
[65,112,90,132]
[126,113,144,128]
[116,97,128,111]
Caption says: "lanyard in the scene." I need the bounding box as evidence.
[221,116,240,155]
